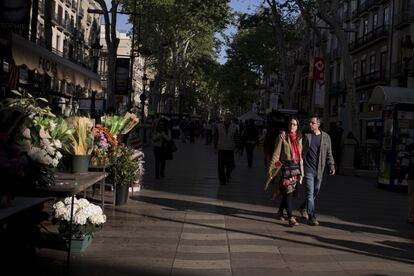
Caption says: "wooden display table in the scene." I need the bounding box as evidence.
[46,171,107,271]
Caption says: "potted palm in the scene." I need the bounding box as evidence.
[64,116,94,173]
[108,144,140,205]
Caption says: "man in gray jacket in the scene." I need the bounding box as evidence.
[299,114,335,226]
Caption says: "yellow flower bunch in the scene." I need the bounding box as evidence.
[65,116,94,155]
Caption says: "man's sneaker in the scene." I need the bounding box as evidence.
[308,217,319,226]
[299,208,309,220]
[288,217,299,227]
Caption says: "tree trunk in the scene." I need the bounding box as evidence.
[95,0,119,110]
[315,0,359,138]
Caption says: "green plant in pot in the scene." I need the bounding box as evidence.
[64,116,94,173]
[108,144,139,205]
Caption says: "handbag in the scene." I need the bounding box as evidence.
[162,140,176,160]
[163,140,177,153]
[281,160,301,181]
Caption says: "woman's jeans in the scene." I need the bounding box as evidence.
[301,172,323,217]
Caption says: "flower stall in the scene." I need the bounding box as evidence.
[0,90,146,267]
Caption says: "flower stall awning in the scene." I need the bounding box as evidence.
[11,34,102,92]
[369,86,414,105]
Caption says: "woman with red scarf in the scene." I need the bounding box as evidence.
[265,116,303,227]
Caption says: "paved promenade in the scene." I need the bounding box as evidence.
[38,139,414,275]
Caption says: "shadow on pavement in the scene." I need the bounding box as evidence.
[127,195,414,265]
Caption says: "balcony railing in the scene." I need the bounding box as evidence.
[72,0,78,10]
[63,19,75,35]
[52,13,64,28]
[352,0,381,19]
[349,25,389,52]
[355,70,387,87]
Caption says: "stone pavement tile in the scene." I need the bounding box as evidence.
[177,244,229,254]
[388,263,414,275]
[172,268,231,276]
[226,220,267,232]
[228,239,277,247]
[173,259,231,270]
[231,258,286,269]
[185,213,225,220]
[339,260,414,274]
[105,256,173,276]
[279,247,332,256]
[286,261,344,272]
[183,222,226,229]
[184,219,227,226]
[282,254,337,263]
[178,239,229,246]
[180,232,228,240]
[175,252,229,260]
[120,230,181,239]
[181,227,228,234]
[106,243,177,257]
[290,272,349,276]
[229,244,280,254]
[228,232,274,240]
[230,252,283,260]
[232,268,292,276]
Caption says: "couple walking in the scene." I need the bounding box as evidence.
[265,114,335,227]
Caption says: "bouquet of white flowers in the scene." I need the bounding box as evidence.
[52,197,106,238]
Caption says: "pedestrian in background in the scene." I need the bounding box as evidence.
[152,117,172,179]
[265,116,303,227]
[263,112,285,167]
[214,112,239,185]
[244,119,259,168]
[204,119,213,145]
[299,114,335,226]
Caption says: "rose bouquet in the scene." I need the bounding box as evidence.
[90,124,118,166]
[52,197,106,238]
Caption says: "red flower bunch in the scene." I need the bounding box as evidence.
[91,125,118,166]
[274,161,282,168]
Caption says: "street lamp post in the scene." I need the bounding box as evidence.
[140,73,149,122]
